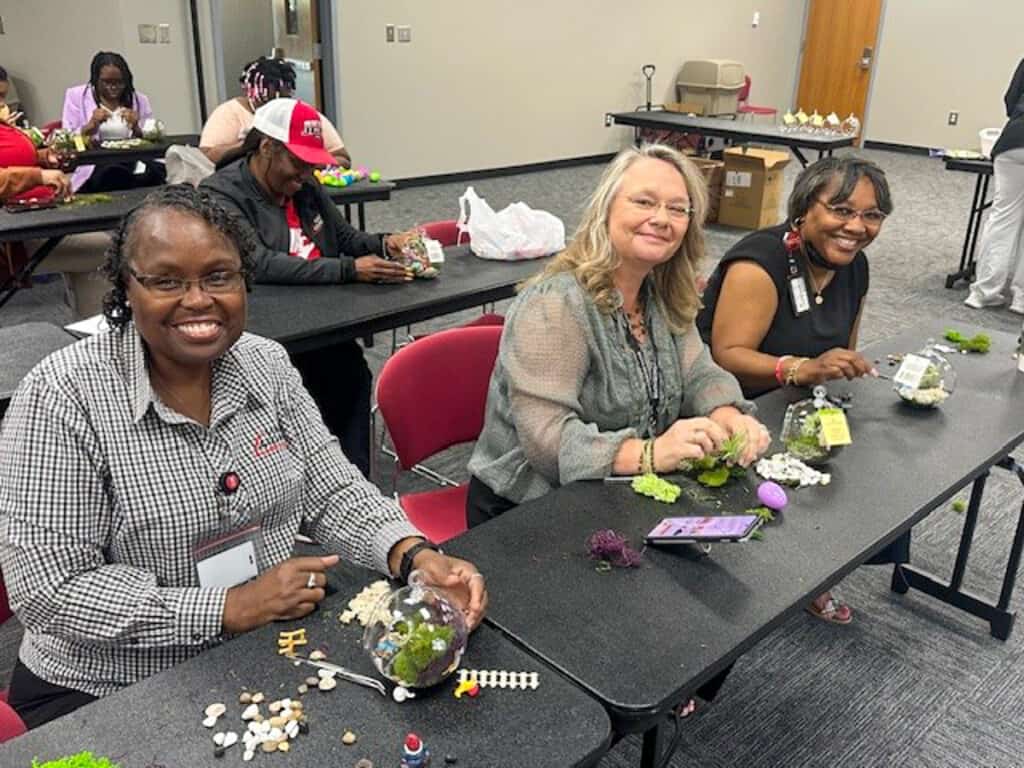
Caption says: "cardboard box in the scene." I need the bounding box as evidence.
[717,147,791,230]
[664,101,705,115]
[689,157,725,223]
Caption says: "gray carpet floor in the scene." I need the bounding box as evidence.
[2,149,1024,767]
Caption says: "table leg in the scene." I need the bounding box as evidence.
[0,236,64,312]
[965,174,993,279]
[358,203,366,231]
[945,172,985,288]
[894,461,1023,640]
[640,723,666,768]
[791,147,810,167]
[343,203,352,224]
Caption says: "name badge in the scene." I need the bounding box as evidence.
[789,276,811,316]
[193,525,261,589]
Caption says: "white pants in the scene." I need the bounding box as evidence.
[969,147,1024,308]
[31,232,111,320]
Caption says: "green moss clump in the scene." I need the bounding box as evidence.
[944,329,991,354]
[918,364,943,390]
[680,432,747,487]
[951,499,967,513]
[784,411,831,462]
[390,621,456,686]
[632,473,682,503]
[697,466,730,487]
[32,753,120,768]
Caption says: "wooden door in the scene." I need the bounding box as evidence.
[796,0,883,141]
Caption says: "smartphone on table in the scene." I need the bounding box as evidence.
[645,515,762,545]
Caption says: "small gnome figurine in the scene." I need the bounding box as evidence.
[401,732,431,767]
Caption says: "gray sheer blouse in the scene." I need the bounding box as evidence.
[468,271,753,504]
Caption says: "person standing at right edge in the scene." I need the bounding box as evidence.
[966,57,1024,312]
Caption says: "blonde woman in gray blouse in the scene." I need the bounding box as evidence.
[467,144,771,526]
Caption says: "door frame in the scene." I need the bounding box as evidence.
[790,0,889,145]
[188,0,340,126]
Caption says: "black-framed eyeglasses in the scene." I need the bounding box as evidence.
[127,267,246,297]
[817,200,887,226]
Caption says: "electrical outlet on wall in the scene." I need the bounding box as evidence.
[158,23,170,44]
[397,25,411,43]
[385,24,395,43]
[948,111,959,126]
[138,24,157,44]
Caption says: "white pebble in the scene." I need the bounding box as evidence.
[202,715,218,728]
[268,727,283,741]
[318,676,338,691]
[241,703,259,721]
[285,720,300,739]
[213,732,226,746]
[243,750,254,762]
[317,668,336,679]
[204,702,227,719]
[223,732,238,748]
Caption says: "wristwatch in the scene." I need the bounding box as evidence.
[399,539,442,584]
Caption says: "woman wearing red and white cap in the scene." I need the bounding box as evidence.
[202,99,416,476]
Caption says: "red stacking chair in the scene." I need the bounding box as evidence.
[391,219,501,349]
[0,574,27,740]
[737,75,777,120]
[375,325,502,543]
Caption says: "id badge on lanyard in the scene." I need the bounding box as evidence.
[193,521,264,589]
[786,250,811,317]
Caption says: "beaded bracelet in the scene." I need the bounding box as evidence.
[785,357,810,386]
[640,438,655,475]
[774,356,792,386]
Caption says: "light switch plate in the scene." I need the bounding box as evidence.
[138,24,157,44]
[397,25,411,43]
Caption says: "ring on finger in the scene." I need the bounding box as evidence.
[469,573,485,582]
[306,573,317,589]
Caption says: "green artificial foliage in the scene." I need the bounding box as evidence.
[951,499,967,513]
[746,506,775,523]
[32,753,120,768]
[632,473,682,503]
[696,466,730,487]
[390,620,455,686]
[750,530,765,541]
[62,193,114,209]
[681,432,747,488]
[944,329,991,354]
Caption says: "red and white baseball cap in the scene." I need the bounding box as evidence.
[252,98,335,167]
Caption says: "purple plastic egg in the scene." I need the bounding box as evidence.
[757,481,788,511]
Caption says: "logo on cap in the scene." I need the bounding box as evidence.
[301,120,322,138]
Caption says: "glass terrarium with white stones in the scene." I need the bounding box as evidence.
[893,342,956,409]
[362,571,468,689]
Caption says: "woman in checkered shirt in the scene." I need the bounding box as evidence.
[0,185,487,729]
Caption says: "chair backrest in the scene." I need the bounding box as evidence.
[0,699,26,743]
[420,219,470,247]
[376,325,502,469]
[737,74,752,105]
[0,575,12,626]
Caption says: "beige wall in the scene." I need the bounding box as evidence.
[868,0,1023,149]
[219,0,276,101]
[0,0,200,133]
[336,0,806,178]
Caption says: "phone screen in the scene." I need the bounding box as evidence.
[646,515,760,541]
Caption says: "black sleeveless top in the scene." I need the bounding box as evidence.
[696,223,869,397]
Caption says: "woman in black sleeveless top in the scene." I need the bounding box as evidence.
[697,156,902,625]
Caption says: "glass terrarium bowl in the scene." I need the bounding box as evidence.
[894,343,957,409]
[780,387,845,466]
[362,571,468,689]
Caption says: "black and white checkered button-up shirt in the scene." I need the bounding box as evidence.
[0,324,421,697]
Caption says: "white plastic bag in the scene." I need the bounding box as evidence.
[457,186,565,261]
